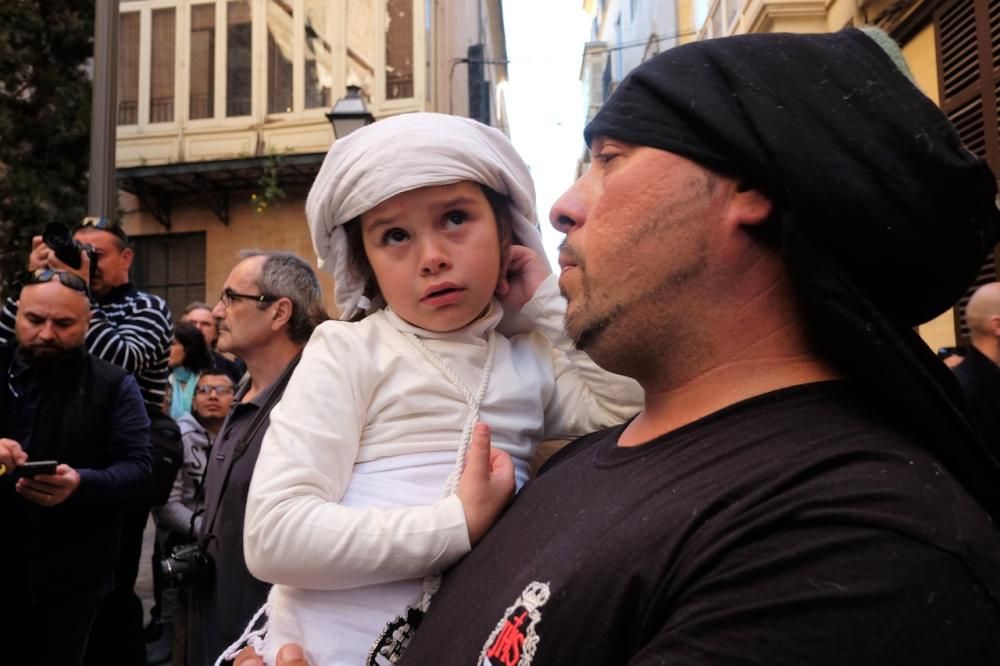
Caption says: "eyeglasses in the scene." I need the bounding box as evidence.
[219,287,277,308]
[78,216,131,248]
[20,268,91,297]
[195,384,235,396]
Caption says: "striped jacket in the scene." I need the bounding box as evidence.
[0,282,172,409]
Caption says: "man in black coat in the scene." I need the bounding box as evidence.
[0,269,152,666]
[953,282,1000,460]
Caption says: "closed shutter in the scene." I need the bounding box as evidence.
[130,233,207,322]
[935,0,1000,341]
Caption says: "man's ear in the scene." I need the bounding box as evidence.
[271,297,293,331]
[121,247,135,271]
[728,183,773,228]
[988,314,1000,338]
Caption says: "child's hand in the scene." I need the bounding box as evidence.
[457,423,515,545]
[495,245,551,312]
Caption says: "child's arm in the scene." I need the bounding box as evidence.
[243,327,511,591]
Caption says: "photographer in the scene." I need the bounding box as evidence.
[0,269,152,666]
[0,217,176,664]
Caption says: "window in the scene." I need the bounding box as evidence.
[267,0,294,113]
[227,0,252,117]
[150,9,176,123]
[385,0,414,100]
[304,0,332,109]
[118,12,140,125]
[130,233,207,322]
[189,3,215,119]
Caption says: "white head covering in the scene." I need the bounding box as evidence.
[306,112,546,321]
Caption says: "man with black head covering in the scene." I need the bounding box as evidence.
[241,27,1000,666]
[394,27,1000,665]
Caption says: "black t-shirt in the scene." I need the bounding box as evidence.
[401,382,1000,665]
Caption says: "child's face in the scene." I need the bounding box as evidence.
[360,181,502,332]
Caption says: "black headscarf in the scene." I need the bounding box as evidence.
[586,28,1000,520]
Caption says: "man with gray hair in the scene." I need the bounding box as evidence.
[186,250,327,665]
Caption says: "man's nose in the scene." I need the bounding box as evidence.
[549,177,589,234]
[211,300,226,319]
[37,322,56,340]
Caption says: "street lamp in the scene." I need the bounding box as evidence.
[326,85,375,139]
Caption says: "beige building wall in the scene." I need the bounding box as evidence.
[120,190,339,317]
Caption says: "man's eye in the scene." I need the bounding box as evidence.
[594,152,620,165]
[382,228,409,245]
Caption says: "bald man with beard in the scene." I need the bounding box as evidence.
[0,269,152,666]
[954,282,1000,460]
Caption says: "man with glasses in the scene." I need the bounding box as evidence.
[187,250,327,666]
[183,301,246,385]
[0,269,152,666]
[152,369,236,666]
[0,217,176,665]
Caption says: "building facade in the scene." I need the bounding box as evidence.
[115,0,510,317]
[582,0,999,351]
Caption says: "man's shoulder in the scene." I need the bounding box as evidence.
[85,351,133,384]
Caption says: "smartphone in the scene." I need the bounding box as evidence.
[13,460,58,478]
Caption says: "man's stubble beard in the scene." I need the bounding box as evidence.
[564,239,710,382]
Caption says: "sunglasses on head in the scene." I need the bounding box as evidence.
[78,216,131,248]
[20,268,91,297]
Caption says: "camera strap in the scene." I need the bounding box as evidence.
[199,353,301,550]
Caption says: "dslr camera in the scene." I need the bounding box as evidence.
[160,542,213,589]
[42,222,99,280]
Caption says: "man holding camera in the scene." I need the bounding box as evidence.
[0,217,175,664]
[0,268,152,666]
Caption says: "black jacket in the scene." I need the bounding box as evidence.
[0,344,152,601]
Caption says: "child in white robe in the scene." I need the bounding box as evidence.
[234,113,643,666]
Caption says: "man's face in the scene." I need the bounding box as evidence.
[193,373,235,419]
[74,228,133,296]
[211,256,275,358]
[184,307,218,346]
[15,280,91,363]
[549,137,730,370]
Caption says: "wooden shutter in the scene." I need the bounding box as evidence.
[935,0,1000,342]
[130,232,207,322]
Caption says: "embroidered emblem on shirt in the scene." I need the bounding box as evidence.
[478,581,551,666]
[366,605,424,666]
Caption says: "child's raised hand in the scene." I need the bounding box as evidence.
[456,423,515,545]
[495,245,552,313]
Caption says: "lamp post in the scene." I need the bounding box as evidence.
[325,85,375,139]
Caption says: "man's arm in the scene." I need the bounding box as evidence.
[0,297,18,345]
[85,291,173,376]
[72,374,153,502]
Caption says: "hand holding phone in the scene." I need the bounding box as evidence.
[12,460,59,478]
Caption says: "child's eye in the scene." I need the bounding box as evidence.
[444,211,468,228]
[381,228,409,245]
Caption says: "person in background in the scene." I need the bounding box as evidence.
[166,321,214,421]
[0,269,152,666]
[0,217,175,666]
[148,369,236,666]
[187,251,328,666]
[184,301,245,385]
[953,282,1000,459]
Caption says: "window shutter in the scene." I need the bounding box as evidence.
[131,233,207,323]
[935,0,1000,342]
